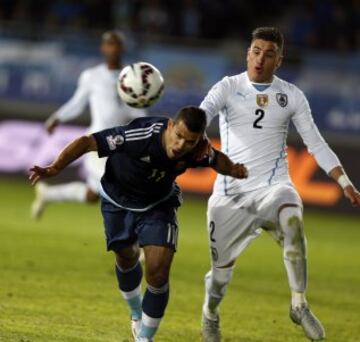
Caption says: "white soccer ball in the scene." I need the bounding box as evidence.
[117,62,164,108]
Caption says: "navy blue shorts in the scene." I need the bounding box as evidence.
[100,197,179,252]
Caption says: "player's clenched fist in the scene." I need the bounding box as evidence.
[29,165,59,186]
[344,186,360,207]
[230,163,248,179]
[192,133,211,161]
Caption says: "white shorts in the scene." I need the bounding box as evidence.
[83,152,107,193]
[207,183,303,267]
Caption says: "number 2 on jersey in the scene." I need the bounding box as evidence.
[253,109,265,129]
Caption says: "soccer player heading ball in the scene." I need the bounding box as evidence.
[29,106,248,342]
[200,27,360,341]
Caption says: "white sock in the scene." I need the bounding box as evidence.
[204,266,234,320]
[42,182,88,203]
[291,291,307,308]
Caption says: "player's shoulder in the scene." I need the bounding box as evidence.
[211,71,246,92]
[125,116,168,130]
[218,71,246,85]
[79,64,104,80]
[273,75,304,98]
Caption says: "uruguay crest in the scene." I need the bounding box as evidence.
[256,94,269,108]
[276,93,288,107]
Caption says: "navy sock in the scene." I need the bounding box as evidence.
[115,261,143,320]
[139,283,169,339]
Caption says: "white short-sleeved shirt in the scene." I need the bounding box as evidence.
[200,72,340,195]
[55,64,146,133]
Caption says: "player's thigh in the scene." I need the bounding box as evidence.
[143,245,174,286]
[136,203,179,252]
[207,193,262,268]
[100,197,138,252]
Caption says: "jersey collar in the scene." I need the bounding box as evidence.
[245,72,276,92]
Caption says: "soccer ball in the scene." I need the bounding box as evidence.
[117,62,164,108]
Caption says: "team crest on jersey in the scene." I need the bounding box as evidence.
[256,94,269,108]
[276,93,288,107]
[106,134,124,150]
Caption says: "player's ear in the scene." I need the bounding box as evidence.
[276,55,283,69]
[246,47,251,61]
[168,119,175,130]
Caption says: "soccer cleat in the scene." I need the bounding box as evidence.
[290,303,325,341]
[131,319,141,340]
[31,182,47,219]
[202,311,221,342]
[135,337,153,342]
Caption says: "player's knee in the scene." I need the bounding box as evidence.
[207,266,234,295]
[146,266,170,288]
[115,246,140,269]
[86,189,99,203]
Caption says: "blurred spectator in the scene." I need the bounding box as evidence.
[181,0,200,37]
[138,0,169,35]
[0,0,358,51]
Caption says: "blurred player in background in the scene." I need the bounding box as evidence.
[31,30,146,219]
[29,107,248,342]
[200,27,360,341]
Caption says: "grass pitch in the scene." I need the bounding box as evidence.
[0,177,359,342]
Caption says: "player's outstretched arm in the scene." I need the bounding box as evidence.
[44,71,90,134]
[44,114,60,134]
[212,150,248,179]
[329,166,360,207]
[29,135,98,185]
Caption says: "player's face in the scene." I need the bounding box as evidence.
[101,34,124,62]
[165,120,202,160]
[247,39,282,83]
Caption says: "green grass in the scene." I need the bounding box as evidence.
[0,177,359,341]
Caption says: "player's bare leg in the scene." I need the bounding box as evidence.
[114,244,142,340]
[202,262,235,342]
[279,205,325,340]
[31,182,98,219]
[134,245,174,342]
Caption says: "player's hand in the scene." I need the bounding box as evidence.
[45,116,59,134]
[29,165,59,186]
[344,186,360,207]
[192,134,211,161]
[230,163,248,179]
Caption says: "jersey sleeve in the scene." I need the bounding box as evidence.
[188,148,219,168]
[55,70,91,122]
[92,126,126,157]
[291,88,341,173]
[200,77,232,126]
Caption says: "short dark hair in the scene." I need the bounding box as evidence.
[175,106,207,133]
[251,27,284,53]
[102,30,125,45]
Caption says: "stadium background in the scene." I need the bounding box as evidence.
[0,1,359,341]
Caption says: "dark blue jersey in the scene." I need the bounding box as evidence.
[93,116,217,211]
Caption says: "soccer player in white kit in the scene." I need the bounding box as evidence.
[200,27,360,341]
[31,31,146,218]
